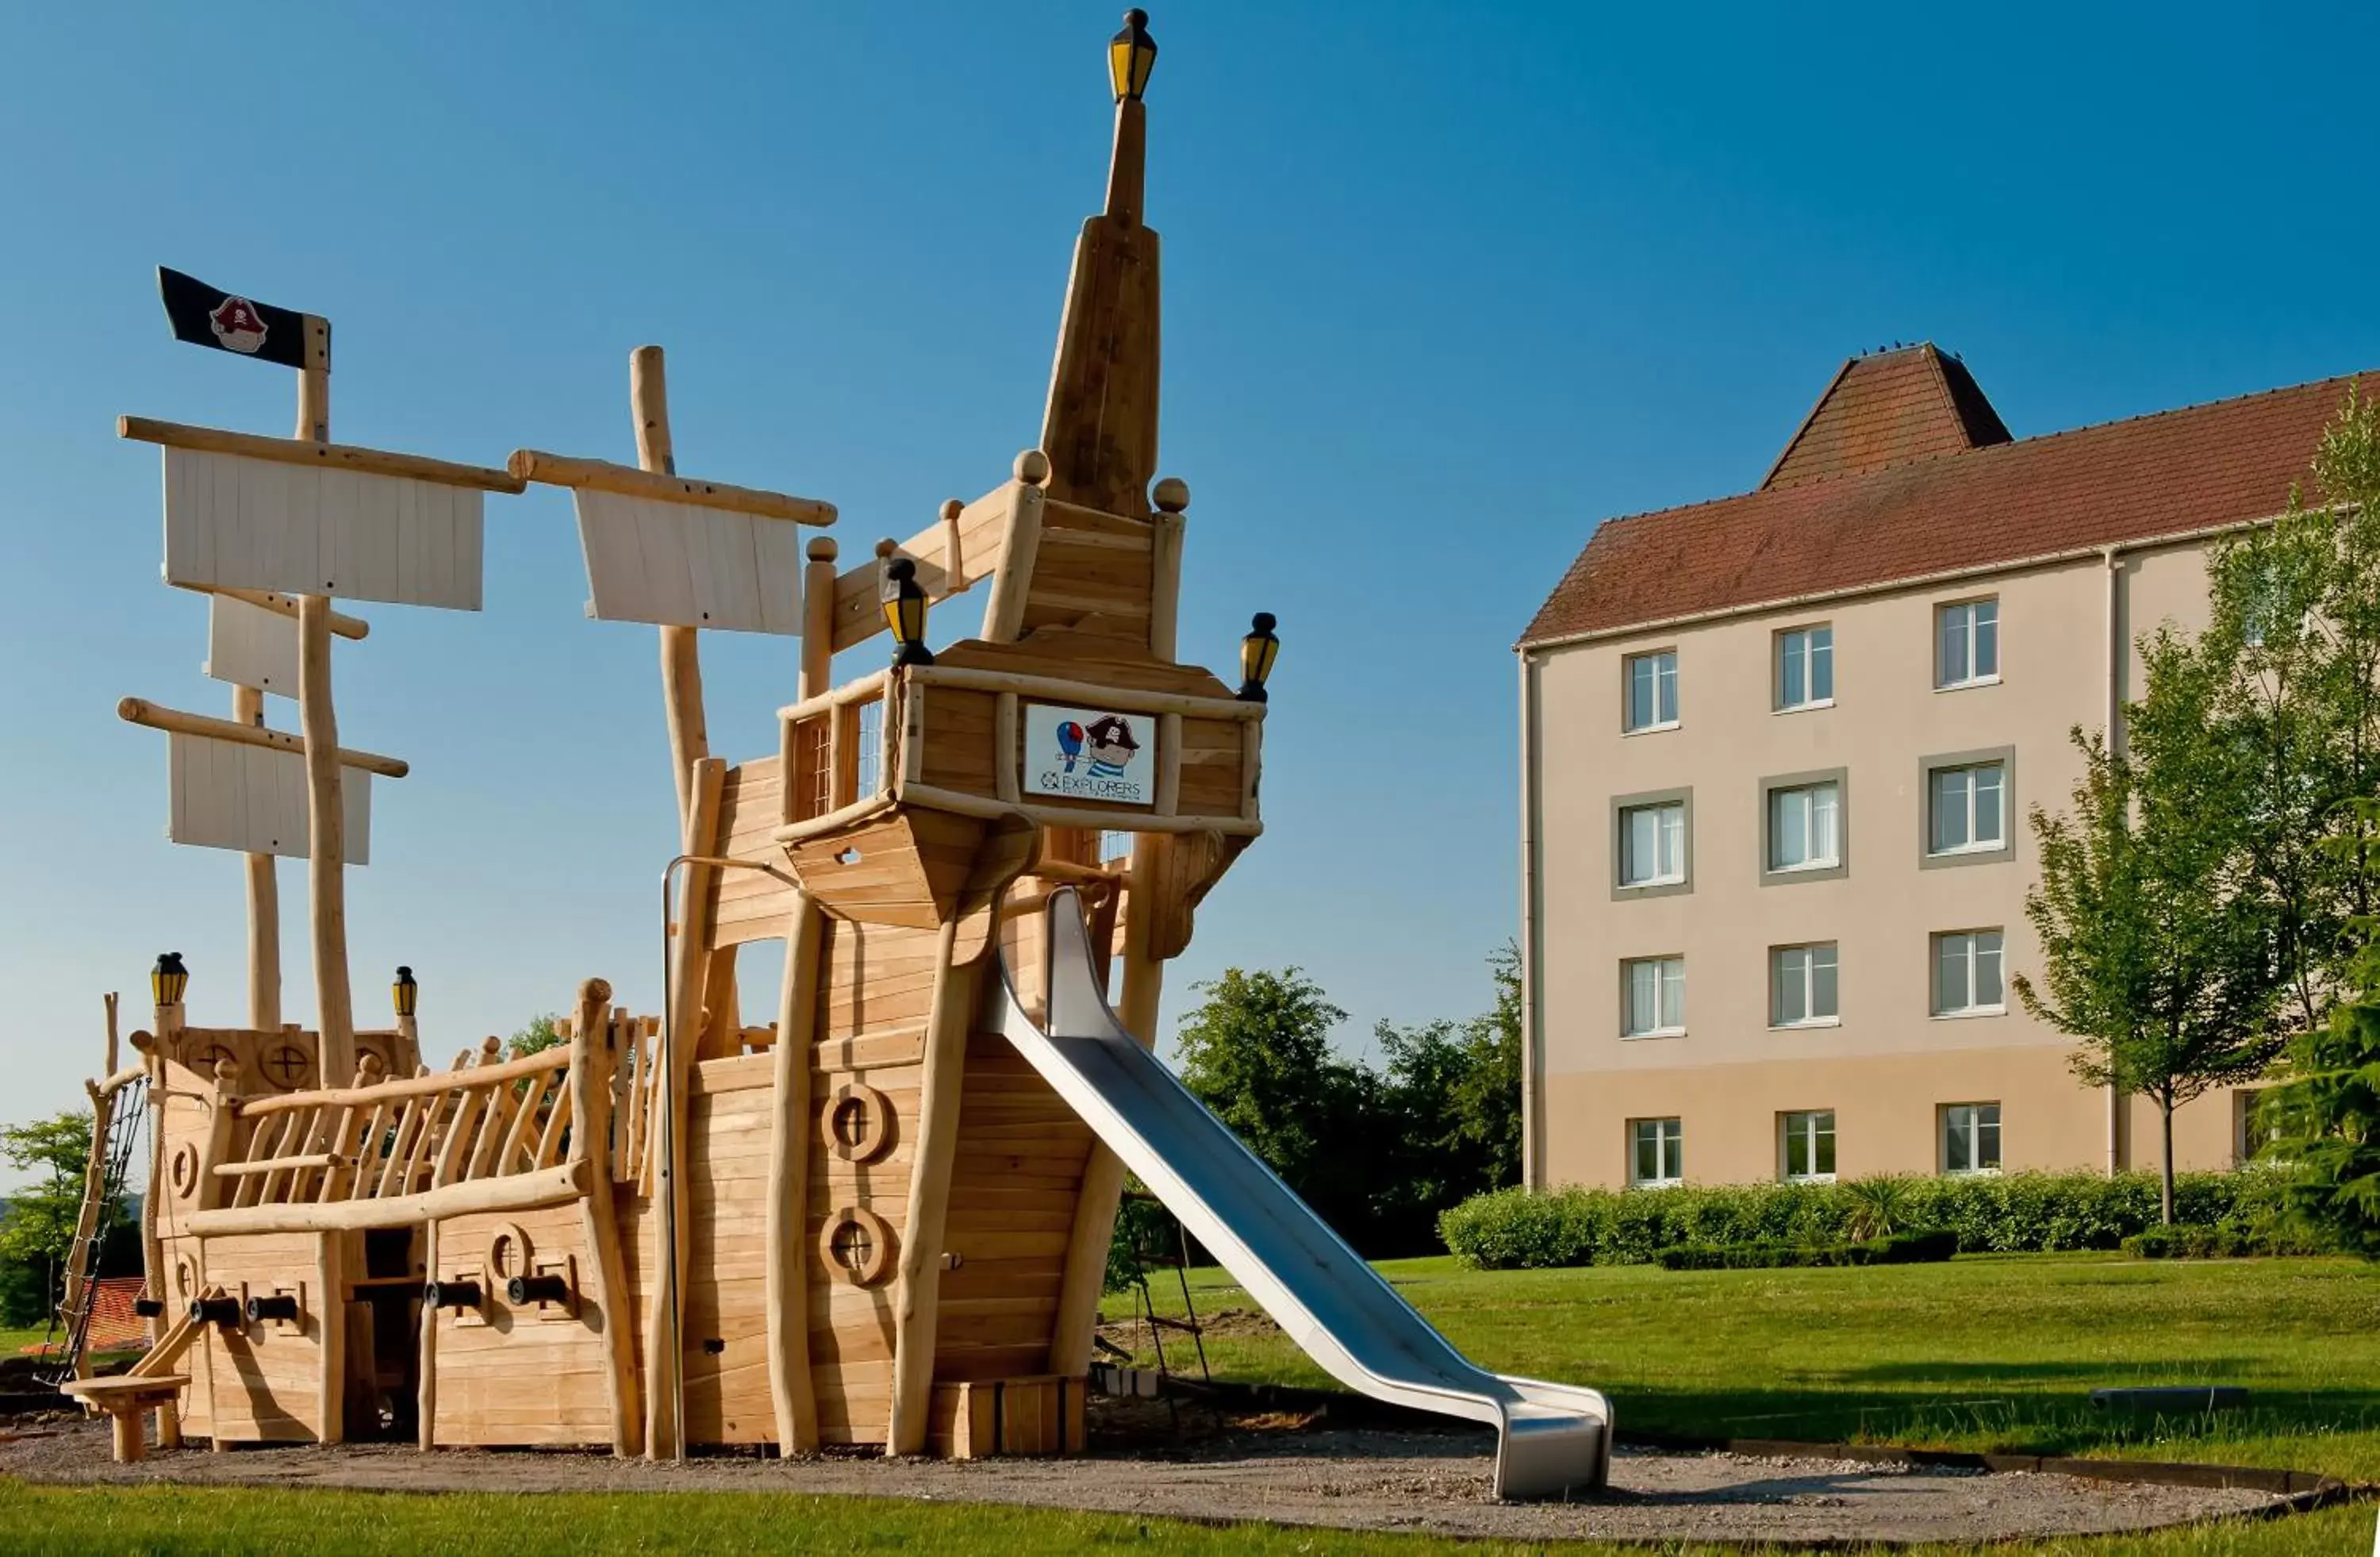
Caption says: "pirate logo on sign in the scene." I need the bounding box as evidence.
[209,294,271,355]
[1027,704,1153,804]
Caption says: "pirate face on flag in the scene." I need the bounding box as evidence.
[157,267,313,370]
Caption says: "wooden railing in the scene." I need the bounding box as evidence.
[186,1036,591,1236]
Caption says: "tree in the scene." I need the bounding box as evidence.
[2259,832,2380,1256]
[1173,967,1381,1245]
[2014,714,2282,1224]
[1372,943,1526,1242]
[0,1109,134,1328]
[508,1013,562,1058]
[2196,382,2380,1033]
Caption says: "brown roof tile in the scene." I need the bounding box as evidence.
[1520,364,2365,648]
[1762,344,2010,489]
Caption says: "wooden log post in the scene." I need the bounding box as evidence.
[886,917,977,1455]
[316,1224,345,1444]
[631,347,738,1073]
[416,1217,440,1450]
[293,343,355,1090]
[143,998,182,1449]
[760,537,838,1456]
[232,686,282,1030]
[65,1070,114,1385]
[763,904,823,1455]
[568,978,639,1457]
[647,755,726,1459]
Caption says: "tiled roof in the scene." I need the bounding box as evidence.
[1521,360,2366,648]
[1763,344,2010,490]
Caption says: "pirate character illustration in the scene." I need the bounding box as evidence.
[1081,713,1140,778]
[209,294,270,355]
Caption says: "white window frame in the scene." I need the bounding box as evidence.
[1927,762,2006,856]
[1942,1101,2002,1175]
[1769,781,1843,872]
[1932,929,2006,1017]
[1623,649,1679,733]
[1780,1109,1837,1182]
[1622,955,1687,1038]
[1770,942,1840,1028]
[1619,802,1687,887]
[1936,598,2000,690]
[1630,1117,1683,1187]
[1776,624,1835,712]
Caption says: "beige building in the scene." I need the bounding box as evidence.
[1517,346,2363,1190]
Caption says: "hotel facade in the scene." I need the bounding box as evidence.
[1517,346,2362,1190]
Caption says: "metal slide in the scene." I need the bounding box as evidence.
[993,890,1612,1501]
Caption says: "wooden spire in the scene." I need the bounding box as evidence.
[1037,37,1163,519]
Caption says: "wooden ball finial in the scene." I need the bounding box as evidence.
[875,537,899,559]
[807,536,839,563]
[213,1056,241,1085]
[1152,476,1190,513]
[940,498,965,522]
[1014,449,1052,486]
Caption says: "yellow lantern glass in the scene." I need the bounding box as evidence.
[1238,612,1279,702]
[881,556,935,667]
[152,952,188,1007]
[1110,9,1157,102]
[393,965,419,1019]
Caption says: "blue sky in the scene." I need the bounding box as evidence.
[4,2,2377,1172]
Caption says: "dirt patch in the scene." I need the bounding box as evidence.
[0,1414,2296,1544]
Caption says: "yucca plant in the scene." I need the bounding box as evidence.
[1841,1174,1918,1241]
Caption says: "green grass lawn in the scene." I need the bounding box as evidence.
[2,1253,2373,1553]
[1103,1251,2380,1482]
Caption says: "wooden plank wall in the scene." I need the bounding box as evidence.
[197,1232,324,1442]
[805,917,936,1444]
[916,687,1000,798]
[428,1202,616,1446]
[935,1031,1093,1382]
[708,757,797,948]
[1019,501,1153,638]
[681,1052,775,1442]
[163,448,486,610]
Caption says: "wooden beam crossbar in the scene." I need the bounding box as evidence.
[118,697,409,778]
[509,449,836,525]
[171,583,370,640]
[119,416,524,493]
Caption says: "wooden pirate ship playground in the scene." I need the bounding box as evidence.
[60,13,1612,1500]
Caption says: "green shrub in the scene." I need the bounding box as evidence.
[1439,1167,2312,1270]
[1868,1228,1960,1263]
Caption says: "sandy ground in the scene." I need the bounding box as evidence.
[0,1409,2295,1546]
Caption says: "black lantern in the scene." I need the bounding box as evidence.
[1238,613,1279,702]
[393,966,419,1020]
[881,556,935,668]
[1110,8,1157,102]
[152,952,189,1008]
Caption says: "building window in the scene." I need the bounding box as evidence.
[1624,650,1679,732]
[1630,1117,1683,1186]
[1770,781,1841,872]
[1943,1102,2001,1174]
[1772,943,1840,1027]
[1622,956,1687,1037]
[1619,802,1687,887]
[2234,1089,2280,1164]
[1781,1109,1837,1182]
[1929,761,2005,855]
[1937,598,1999,688]
[1777,625,1834,710]
[1933,930,2006,1016]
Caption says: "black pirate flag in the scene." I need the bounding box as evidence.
[157,267,313,369]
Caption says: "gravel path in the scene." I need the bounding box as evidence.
[0,1415,2294,1545]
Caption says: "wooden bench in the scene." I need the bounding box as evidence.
[61,1375,190,1463]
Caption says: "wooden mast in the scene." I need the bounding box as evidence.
[1042,17,1174,1380]
[289,317,355,1091]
